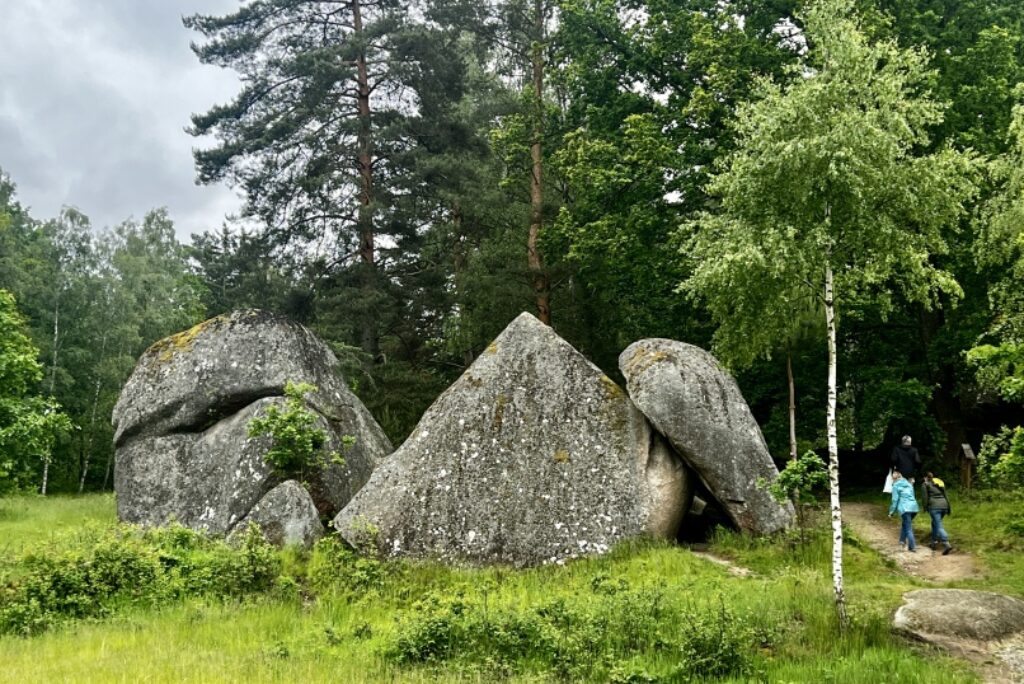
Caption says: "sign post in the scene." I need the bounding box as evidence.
[961,443,975,490]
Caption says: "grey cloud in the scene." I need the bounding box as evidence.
[0,0,243,240]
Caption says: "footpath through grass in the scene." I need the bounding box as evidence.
[1,493,1012,682]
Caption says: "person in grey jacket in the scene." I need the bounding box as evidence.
[922,472,953,555]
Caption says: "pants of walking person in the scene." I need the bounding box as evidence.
[928,509,949,544]
[900,512,917,551]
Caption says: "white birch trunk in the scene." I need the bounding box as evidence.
[79,328,109,493]
[787,349,797,462]
[825,264,848,629]
[41,295,60,496]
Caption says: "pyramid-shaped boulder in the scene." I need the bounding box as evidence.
[334,313,694,566]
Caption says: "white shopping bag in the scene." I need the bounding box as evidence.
[882,469,893,494]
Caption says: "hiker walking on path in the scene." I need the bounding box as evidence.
[889,470,920,552]
[923,472,954,555]
[891,435,922,483]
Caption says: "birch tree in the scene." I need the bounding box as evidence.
[684,0,976,629]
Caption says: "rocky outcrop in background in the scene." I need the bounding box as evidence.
[114,310,789,560]
[334,313,695,566]
[112,310,392,544]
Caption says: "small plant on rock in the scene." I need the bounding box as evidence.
[247,381,348,482]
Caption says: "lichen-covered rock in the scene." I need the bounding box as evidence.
[233,480,323,548]
[112,310,392,539]
[619,339,793,535]
[894,589,1024,642]
[334,312,694,567]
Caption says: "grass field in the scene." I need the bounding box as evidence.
[1,490,1018,683]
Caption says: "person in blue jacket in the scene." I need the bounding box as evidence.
[888,469,920,552]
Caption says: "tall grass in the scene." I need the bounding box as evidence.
[0,494,115,555]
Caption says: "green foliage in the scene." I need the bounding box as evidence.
[684,0,978,368]
[977,426,1024,490]
[247,382,345,480]
[766,451,830,508]
[0,290,72,493]
[0,522,280,636]
[764,451,829,545]
[306,536,385,598]
[388,583,755,681]
[968,343,1024,402]
[971,84,1024,406]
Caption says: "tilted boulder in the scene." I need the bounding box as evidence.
[334,312,694,566]
[619,339,793,535]
[112,310,392,538]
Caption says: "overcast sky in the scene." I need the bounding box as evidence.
[0,0,245,242]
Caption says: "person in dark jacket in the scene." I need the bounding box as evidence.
[890,435,922,483]
[922,472,953,555]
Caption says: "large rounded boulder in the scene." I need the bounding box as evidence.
[334,312,695,566]
[894,589,1024,643]
[894,589,1024,678]
[619,339,793,535]
[112,310,392,540]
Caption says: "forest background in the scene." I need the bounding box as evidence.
[2,0,1023,496]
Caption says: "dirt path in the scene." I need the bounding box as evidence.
[843,501,980,583]
[690,549,755,577]
[844,503,1023,683]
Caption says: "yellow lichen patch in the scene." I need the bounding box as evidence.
[623,346,670,377]
[553,449,570,464]
[491,393,509,430]
[147,315,227,363]
[485,341,499,355]
[598,374,625,400]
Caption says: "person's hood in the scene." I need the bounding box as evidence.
[894,445,915,456]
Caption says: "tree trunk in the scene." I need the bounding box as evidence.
[103,450,114,492]
[918,308,967,471]
[42,294,61,496]
[527,0,551,325]
[353,0,380,360]
[788,349,797,462]
[79,330,108,494]
[825,264,849,630]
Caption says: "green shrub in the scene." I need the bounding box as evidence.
[247,381,348,481]
[307,535,386,597]
[761,450,828,545]
[1006,512,1024,538]
[0,522,281,636]
[977,426,1024,490]
[387,582,754,681]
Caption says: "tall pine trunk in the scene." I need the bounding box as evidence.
[825,263,848,629]
[353,0,379,359]
[527,0,550,325]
